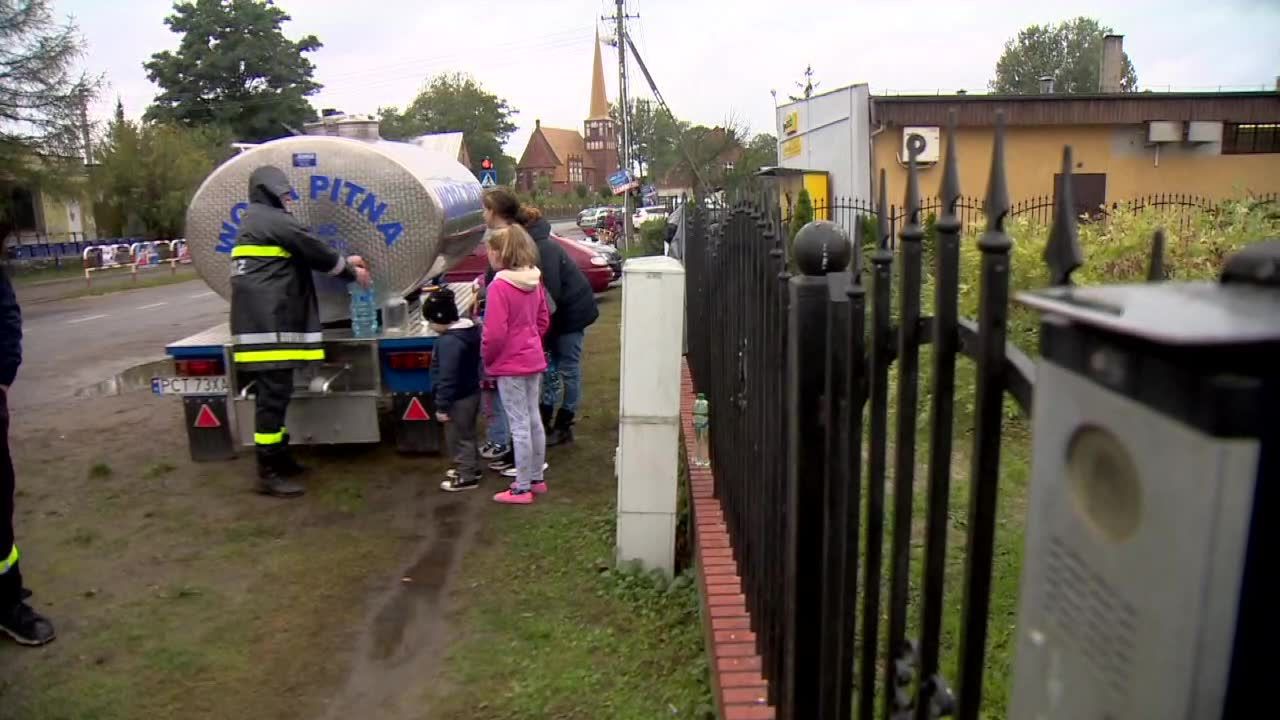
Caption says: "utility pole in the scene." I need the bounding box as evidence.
[607,0,639,252]
[78,91,93,165]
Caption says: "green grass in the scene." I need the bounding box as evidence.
[60,270,199,300]
[5,262,87,285]
[426,295,714,719]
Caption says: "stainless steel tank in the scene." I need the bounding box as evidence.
[185,127,485,322]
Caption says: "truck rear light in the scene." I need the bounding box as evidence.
[176,358,225,377]
[388,351,431,370]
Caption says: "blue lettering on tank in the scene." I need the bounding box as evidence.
[342,181,365,208]
[310,175,330,199]
[216,221,239,254]
[377,222,403,246]
[216,174,422,252]
[358,193,387,223]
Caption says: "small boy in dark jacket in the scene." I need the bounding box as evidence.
[424,287,483,492]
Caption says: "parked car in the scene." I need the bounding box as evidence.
[443,233,614,293]
[578,207,613,228]
[632,206,668,225]
[579,239,622,281]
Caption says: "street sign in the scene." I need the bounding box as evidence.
[608,170,639,196]
[479,169,498,187]
[641,184,658,206]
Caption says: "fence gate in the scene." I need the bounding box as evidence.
[685,111,1174,720]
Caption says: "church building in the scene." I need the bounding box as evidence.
[516,32,619,194]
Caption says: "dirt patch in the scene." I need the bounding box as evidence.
[0,389,470,720]
[321,497,484,720]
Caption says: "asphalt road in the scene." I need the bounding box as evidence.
[11,279,227,411]
[550,220,584,238]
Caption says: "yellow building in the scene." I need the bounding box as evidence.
[870,91,1280,214]
[3,174,96,245]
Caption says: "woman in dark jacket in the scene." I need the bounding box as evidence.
[482,188,599,445]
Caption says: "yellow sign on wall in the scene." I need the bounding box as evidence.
[782,111,799,135]
[781,137,802,160]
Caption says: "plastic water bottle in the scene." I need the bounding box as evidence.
[692,393,711,468]
[348,282,379,338]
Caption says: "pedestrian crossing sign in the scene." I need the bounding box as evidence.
[479,169,498,188]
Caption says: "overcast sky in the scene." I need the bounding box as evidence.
[59,0,1280,156]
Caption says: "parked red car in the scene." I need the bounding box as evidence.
[443,233,614,293]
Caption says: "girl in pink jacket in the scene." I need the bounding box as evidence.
[482,226,550,504]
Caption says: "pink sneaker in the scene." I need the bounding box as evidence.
[493,489,534,505]
[511,481,548,495]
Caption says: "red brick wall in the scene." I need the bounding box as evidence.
[681,360,776,720]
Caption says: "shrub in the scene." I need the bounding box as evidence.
[634,218,667,257]
[789,188,813,241]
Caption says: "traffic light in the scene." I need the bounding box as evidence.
[481,157,493,170]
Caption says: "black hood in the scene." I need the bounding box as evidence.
[526,217,552,242]
[248,166,293,209]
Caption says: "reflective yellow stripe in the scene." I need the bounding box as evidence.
[231,245,291,258]
[233,349,325,363]
[0,544,17,575]
[254,430,285,445]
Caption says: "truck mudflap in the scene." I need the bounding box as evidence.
[183,396,236,462]
[391,393,443,454]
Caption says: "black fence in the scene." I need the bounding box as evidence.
[685,114,1167,719]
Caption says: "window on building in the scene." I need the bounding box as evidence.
[569,159,583,184]
[1223,123,1280,154]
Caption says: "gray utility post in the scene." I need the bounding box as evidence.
[1011,243,1280,719]
[615,0,633,253]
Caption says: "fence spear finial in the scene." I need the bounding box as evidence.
[1147,229,1167,282]
[877,167,891,250]
[940,109,961,216]
[983,111,1010,236]
[1045,145,1083,286]
[904,134,923,229]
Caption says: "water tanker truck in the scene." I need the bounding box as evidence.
[155,116,485,461]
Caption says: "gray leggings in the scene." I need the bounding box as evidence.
[497,374,546,491]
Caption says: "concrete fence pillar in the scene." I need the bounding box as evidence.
[616,256,685,575]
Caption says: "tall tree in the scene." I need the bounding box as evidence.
[144,0,322,143]
[990,17,1138,94]
[92,118,223,238]
[610,99,668,179]
[377,73,518,179]
[1,0,97,241]
[723,132,778,190]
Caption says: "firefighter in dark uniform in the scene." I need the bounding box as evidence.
[1,248,56,645]
[232,166,372,498]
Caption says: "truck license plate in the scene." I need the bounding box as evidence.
[152,376,228,396]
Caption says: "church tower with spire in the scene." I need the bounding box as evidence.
[584,30,619,183]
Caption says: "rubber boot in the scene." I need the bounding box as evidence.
[539,404,556,431]
[547,409,575,447]
[276,433,307,478]
[255,448,305,498]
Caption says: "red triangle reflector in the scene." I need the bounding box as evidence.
[402,396,430,422]
[193,404,222,429]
